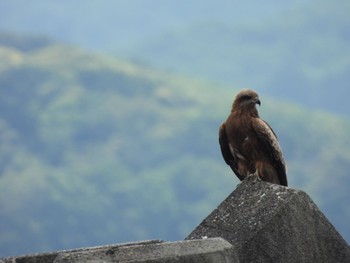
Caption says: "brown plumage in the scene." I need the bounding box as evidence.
[219,89,288,186]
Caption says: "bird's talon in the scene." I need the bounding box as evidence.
[246,172,261,182]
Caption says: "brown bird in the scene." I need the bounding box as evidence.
[219,89,287,186]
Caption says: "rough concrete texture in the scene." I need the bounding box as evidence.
[54,237,235,263]
[186,177,350,262]
[1,238,236,263]
[2,177,350,263]
[0,240,162,263]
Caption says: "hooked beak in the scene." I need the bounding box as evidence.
[254,97,261,106]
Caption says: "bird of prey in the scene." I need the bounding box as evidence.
[219,89,288,186]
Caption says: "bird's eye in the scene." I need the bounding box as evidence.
[241,95,252,100]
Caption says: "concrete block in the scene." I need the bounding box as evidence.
[53,238,236,263]
[186,178,350,262]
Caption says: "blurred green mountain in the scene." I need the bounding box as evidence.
[0,0,350,117]
[124,0,350,116]
[0,1,349,116]
[0,36,349,257]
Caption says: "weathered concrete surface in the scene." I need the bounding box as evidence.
[186,177,350,262]
[0,240,162,263]
[1,238,236,263]
[2,177,350,263]
[54,237,236,263]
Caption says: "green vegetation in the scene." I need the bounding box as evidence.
[0,39,349,257]
[124,0,350,117]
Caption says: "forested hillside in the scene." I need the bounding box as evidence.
[0,38,350,257]
[1,1,349,116]
[125,0,350,116]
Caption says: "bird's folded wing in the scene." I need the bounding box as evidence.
[219,123,233,166]
[251,118,288,186]
[219,123,243,179]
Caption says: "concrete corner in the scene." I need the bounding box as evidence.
[186,178,350,262]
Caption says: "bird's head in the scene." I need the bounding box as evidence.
[231,89,261,114]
